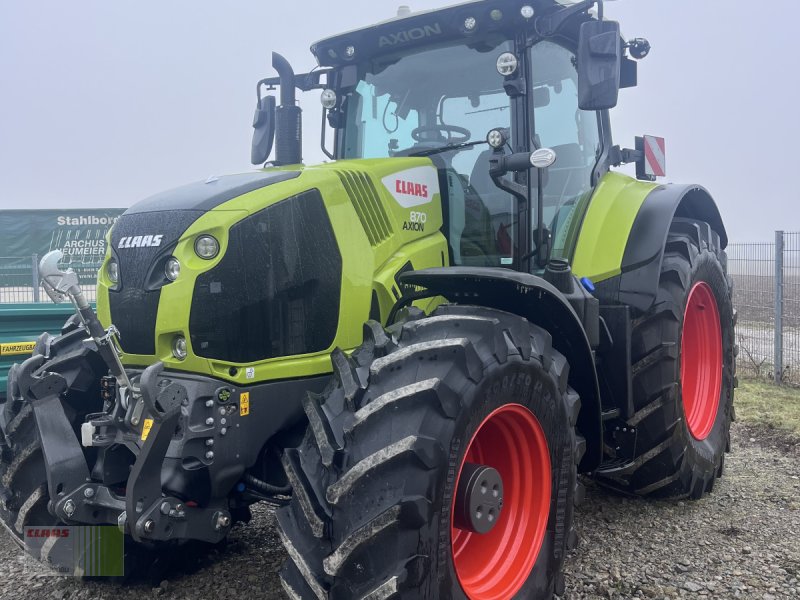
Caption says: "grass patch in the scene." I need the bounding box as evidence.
[735,379,800,435]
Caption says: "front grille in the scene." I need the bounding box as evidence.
[109,211,203,356]
[109,288,160,355]
[337,170,392,246]
[189,190,342,364]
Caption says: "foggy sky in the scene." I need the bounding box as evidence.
[1,0,797,243]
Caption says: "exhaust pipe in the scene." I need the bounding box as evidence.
[272,52,302,166]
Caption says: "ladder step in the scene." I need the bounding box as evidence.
[601,408,621,421]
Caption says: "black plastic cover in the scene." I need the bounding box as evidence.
[110,211,204,356]
[189,190,342,364]
[125,172,300,215]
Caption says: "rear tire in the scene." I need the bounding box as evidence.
[596,218,735,498]
[277,306,585,599]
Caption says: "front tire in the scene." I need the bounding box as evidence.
[596,218,735,498]
[0,319,105,561]
[277,306,585,599]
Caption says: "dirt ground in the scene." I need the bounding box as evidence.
[0,385,798,600]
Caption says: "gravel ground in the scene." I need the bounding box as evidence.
[0,422,797,600]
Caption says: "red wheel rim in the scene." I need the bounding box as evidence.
[451,404,551,599]
[681,282,723,441]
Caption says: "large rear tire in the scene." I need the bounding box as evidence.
[596,218,735,498]
[277,305,585,599]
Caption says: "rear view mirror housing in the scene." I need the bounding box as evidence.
[251,95,276,165]
[577,20,622,110]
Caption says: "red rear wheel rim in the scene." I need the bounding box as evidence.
[681,282,723,441]
[451,404,551,599]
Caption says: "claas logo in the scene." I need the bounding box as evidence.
[396,180,429,199]
[26,528,70,539]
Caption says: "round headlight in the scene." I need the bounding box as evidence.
[165,257,181,281]
[463,17,477,31]
[496,52,519,76]
[344,45,356,59]
[521,5,535,19]
[172,336,188,361]
[487,129,508,149]
[490,9,503,21]
[195,235,220,260]
[107,259,119,284]
[320,89,338,110]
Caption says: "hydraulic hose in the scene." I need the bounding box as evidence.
[243,474,291,496]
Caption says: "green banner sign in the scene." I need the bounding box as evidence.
[0,209,126,291]
[0,209,125,264]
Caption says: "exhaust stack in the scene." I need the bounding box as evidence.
[272,52,302,166]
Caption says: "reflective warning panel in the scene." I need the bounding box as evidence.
[643,135,666,178]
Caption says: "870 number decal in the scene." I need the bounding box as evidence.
[404,211,427,232]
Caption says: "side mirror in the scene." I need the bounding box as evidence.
[577,20,622,110]
[251,95,276,165]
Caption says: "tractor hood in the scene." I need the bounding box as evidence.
[124,171,300,215]
[96,158,447,385]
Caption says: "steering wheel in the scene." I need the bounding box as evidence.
[411,124,471,144]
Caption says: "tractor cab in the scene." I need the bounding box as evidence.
[253,0,647,272]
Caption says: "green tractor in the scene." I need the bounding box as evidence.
[1,0,735,597]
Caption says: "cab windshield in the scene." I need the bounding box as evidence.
[338,38,601,270]
[340,38,518,268]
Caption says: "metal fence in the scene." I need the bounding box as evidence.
[729,231,800,385]
[3,233,800,385]
[0,255,100,304]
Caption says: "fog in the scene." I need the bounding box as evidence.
[1,0,796,242]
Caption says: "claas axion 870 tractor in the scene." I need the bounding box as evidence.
[1,0,735,598]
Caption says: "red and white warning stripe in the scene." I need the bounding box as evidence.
[643,135,666,178]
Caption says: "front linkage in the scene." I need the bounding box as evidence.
[9,252,238,548]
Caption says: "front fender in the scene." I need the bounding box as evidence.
[400,267,603,472]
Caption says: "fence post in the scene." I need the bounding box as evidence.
[775,231,784,384]
[31,254,40,303]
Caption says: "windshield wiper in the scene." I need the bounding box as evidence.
[408,140,488,157]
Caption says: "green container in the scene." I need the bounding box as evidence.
[0,303,77,399]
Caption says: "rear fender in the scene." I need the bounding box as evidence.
[593,184,728,313]
[400,267,603,472]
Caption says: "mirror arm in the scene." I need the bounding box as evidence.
[258,68,333,93]
[490,172,528,202]
[533,171,551,269]
[490,153,531,271]
[320,108,334,160]
[609,144,644,167]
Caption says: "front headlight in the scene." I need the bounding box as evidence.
[107,259,119,284]
[165,257,181,281]
[172,336,188,360]
[194,236,220,260]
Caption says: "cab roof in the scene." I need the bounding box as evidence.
[311,0,592,67]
